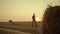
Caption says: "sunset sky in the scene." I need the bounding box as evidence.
[0,0,60,22]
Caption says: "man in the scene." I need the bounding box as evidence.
[32,13,37,27]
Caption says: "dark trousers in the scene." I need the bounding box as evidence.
[32,21,38,27]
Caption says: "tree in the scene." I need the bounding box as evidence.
[42,6,60,34]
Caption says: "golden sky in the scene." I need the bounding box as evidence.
[0,0,60,22]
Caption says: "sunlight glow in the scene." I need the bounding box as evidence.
[0,0,60,21]
[36,17,40,21]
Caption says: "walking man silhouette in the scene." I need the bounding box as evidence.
[32,13,37,27]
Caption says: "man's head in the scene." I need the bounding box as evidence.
[33,13,35,16]
[33,13,35,15]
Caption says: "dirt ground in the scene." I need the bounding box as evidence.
[0,21,42,34]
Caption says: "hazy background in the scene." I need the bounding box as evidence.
[0,0,60,22]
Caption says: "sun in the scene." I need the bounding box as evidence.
[36,17,40,21]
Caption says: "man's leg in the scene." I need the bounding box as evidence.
[32,21,34,27]
[35,21,38,27]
